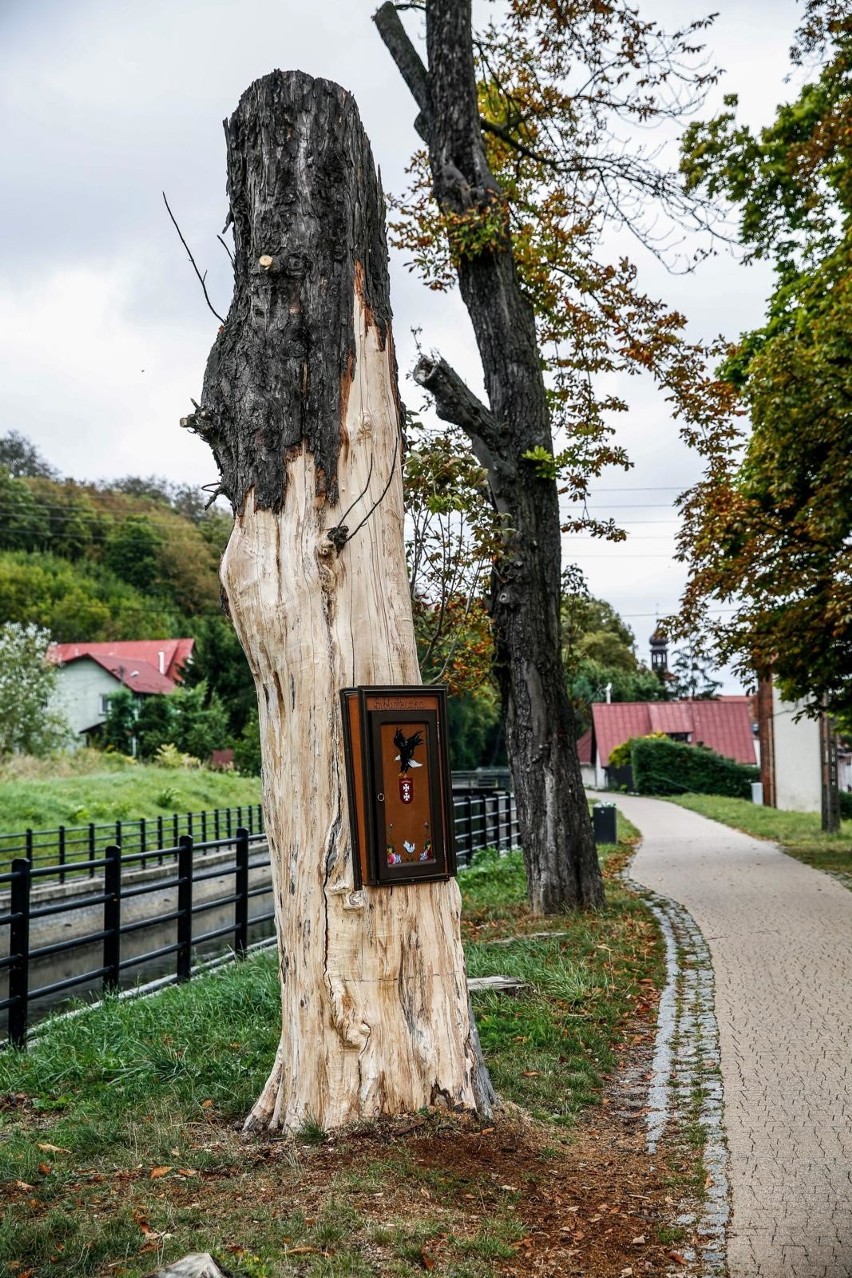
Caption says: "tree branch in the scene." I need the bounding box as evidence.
[413,354,507,472]
[373,2,432,140]
[162,192,226,325]
[217,233,235,269]
[478,116,559,169]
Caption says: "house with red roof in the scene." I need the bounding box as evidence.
[49,640,194,741]
[578,696,758,789]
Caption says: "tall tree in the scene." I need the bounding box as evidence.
[676,4,852,715]
[376,0,733,912]
[186,71,491,1132]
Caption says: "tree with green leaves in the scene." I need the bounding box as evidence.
[0,469,50,553]
[668,638,722,702]
[0,623,71,757]
[0,430,59,480]
[376,0,736,912]
[102,682,231,761]
[182,615,256,738]
[104,515,165,593]
[100,687,140,756]
[676,4,852,716]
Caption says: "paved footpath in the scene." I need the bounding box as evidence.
[612,794,852,1278]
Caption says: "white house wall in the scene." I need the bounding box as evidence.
[53,660,123,736]
[771,686,822,813]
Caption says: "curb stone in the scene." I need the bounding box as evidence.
[623,872,730,1278]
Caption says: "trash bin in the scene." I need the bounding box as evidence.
[751,781,764,805]
[592,803,617,845]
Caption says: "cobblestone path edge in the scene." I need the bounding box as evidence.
[623,871,731,1277]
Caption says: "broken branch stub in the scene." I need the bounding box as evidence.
[200,70,395,515]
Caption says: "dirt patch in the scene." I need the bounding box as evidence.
[185,1097,701,1278]
[3,1101,702,1277]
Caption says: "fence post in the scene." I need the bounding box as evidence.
[465,794,474,864]
[157,815,164,866]
[176,835,194,983]
[58,825,66,885]
[140,818,147,869]
[103,845,122,994]
[88,822,96,877]
[8,859,31,1048]
[234,827,250,957]
[25,829,33,865]
[215,808,221,841]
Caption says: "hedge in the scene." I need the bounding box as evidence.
[631,736,759,798]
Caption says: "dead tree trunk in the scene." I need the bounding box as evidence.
[376,1,604,913]
[188,71,492,1132]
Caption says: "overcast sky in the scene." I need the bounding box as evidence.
[0,0,804,680]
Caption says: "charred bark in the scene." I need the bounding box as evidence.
[191,70,492,1131]
[377,1,603,912]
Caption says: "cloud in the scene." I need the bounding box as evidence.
[0,260,218,484]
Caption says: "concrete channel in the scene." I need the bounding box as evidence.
[0,847,276,1036]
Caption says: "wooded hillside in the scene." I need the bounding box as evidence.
[0,462,230,640]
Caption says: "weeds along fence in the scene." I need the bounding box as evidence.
[0,788,517,1047]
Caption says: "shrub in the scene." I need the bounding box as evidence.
[608,732,666,770]
[154,742,200,770]
[631,736,758,798]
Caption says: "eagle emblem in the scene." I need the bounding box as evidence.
[393,728,424,774]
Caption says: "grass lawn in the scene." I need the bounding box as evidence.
[0,752,261,839]
[0,822,700,1277]
[668,793,852,889]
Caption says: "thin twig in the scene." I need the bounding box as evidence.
[216,234,235,269]
[162,191,226,325]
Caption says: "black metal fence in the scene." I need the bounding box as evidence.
[0,788,518,1048]
[453,788,518,865]
[0,803,265,876]
[0,828,272,1048]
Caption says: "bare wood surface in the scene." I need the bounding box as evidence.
[194,71,491,1132]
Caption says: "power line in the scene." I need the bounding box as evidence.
[568,553,682,559]
[581,485,689,493]
[572,506,684,511]
[621,608,738,618]
[566,534,677,541]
